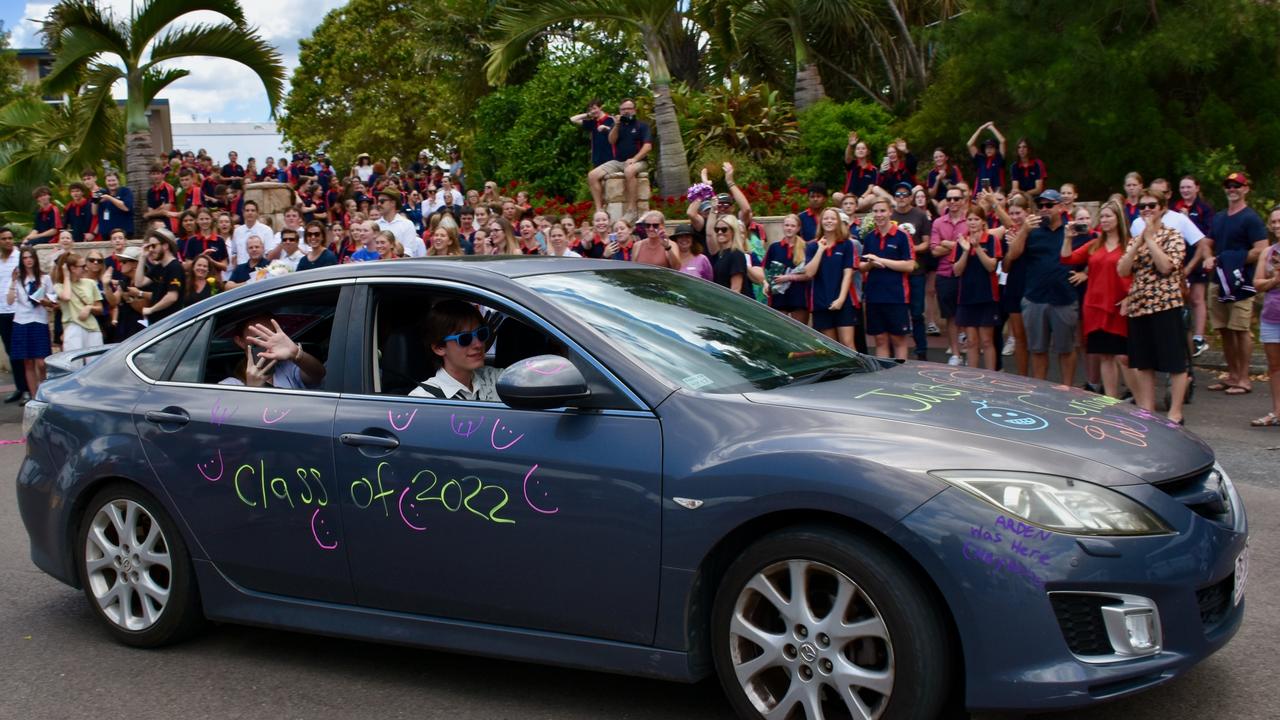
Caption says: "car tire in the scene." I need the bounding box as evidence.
[75,483,204,647]
[711,526,952,720]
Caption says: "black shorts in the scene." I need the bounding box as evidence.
[956,302,1000,328]
[1086,330,1128,355]
[812,303,860,331]
[865,302,910,336]
[936,275,959,319]
[1128,309,1188,373]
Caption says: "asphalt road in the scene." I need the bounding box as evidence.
[1,366,1277,720]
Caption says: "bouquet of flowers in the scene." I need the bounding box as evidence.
[765,260,791,295]
[253,260,295,282]
[686,182,715,203]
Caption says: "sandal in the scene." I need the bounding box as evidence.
[1207,382,1229,391]
[1251,412,1280,427]
[1224,385,1252,395]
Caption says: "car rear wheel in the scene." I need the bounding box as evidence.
[76,483,203,647]
[711,527,952,720]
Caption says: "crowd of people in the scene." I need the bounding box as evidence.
[2,109,1278,427]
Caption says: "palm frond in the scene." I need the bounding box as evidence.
[130,0,248,60]
[141,66,191,102]
[0,98,56,134]
[62,66,123,173]
[40,24,128,95]
[145,22,286,111]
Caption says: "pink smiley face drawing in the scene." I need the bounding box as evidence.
[388,408,417,432]
[450,414,486,439]
[262,407,291,425]
[522,464,559,515]
[196,449,225,482]
[528,358,571,376]
[310,507,339,550]
[397,486,428,531]
[490,418,524,451]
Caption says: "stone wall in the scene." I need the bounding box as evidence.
[603,172,650,221]
[244,181,295,235]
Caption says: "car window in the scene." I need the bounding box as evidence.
[169,286,342,390]
[132,323,196,381]
[520,269,883,394]
[366,284,632,409]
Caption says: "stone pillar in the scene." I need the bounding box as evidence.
[244,182,295,235]
[604,172,650,221]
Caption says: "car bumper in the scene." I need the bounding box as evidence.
[891,479,1247,712]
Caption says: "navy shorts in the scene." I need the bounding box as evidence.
[865,302,910,336]
[956,302,1000,328]
[936,275,959,319]
[812,303,860,330]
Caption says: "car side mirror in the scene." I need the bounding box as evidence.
[497,355,591,410]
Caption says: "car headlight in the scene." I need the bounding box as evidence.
[931,470,1171,536]
[22,399,49,438]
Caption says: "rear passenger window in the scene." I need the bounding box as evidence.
[132,325,194,380]
[201,287,341,389]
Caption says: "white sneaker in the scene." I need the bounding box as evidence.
[926,322,941,336]
[947,354,963,366]
[1002,336,1016,356]
[958,332,968,346]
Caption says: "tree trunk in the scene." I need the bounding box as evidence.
[642,32,690,197]
[884,0,926,87]
[794,62,827,110]
[126,130,153,239]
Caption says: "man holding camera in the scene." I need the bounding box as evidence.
[95,171,133,240]
[604,99,652,221]
[1005,189,1077,383]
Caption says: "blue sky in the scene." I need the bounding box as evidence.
[2,0,346,122]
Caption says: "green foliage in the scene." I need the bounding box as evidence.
[904,0,1280,200]
[471,45,645,200]
[790,99,896,188]
[682,81,798,163]
[279,0,493,172]
[0,23,23,109]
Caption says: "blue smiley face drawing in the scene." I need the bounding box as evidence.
[973,401,1049,431]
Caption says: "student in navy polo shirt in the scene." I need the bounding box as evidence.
[763,214,811,324]
[1010,138,1047,196]
[605,99,652,220]
[64,183,96,242]
[1121,171,1143,224]
[1172,175,1215,356]
[145,164,177,232]
[1004,189,1077,383]
[926,147,964,209]
[798,182,829,241]
[859,199,916,359]
[575,100,617,213]
[181,207,229,274]
[779,207,858,348]
[966,121,1007,195]
[952,206,1005,369]
[176,168,203,214]
[221,151,245,178]
[877,139,917,192]
[25,187,61,245]
[95,171,133,240]
[842,131,879,200]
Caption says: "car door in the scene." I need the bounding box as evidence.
[132,281,356,603]
[332,279,662,644]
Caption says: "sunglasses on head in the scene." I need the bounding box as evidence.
[441,325,491,347]
[1137,201,1160,210]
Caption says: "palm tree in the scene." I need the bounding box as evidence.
[486,0,691,195]
[38,0,285,236]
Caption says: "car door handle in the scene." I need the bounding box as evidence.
[340,433,400,450]
[144,409,190,426]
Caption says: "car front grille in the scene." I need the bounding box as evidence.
[1151,465,1233,526]
[1197,574,1233,630]
[1049,594,1116,656]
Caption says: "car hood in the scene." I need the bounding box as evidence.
[744,361,1213,483]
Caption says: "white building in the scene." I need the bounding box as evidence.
[171,122,289,166]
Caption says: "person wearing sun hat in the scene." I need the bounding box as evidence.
[1204,171,1269,396]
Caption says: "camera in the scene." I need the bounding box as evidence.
[621,115,635,125]
[1071,221,1089,234]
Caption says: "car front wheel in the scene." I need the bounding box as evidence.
[711,527,952,720]
[76,483,203,647]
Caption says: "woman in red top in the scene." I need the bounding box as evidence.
[1059,201,1132,398]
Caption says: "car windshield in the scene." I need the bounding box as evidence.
[520,269,883,394]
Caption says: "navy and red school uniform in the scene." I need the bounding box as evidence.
[971,151,1006,193]
[148,181,178,232]
[799,207,825,242]
[201,174,218,198]
[877,154,918,191]
[764,240,809,311]
[64,197,96,242]
[221,162,245,178]
[180,233,228,264]
[95,187,133,239]
[571,233,607,259]
[806,238,859,311]
[181,185,203,211]
[927,165,964,200]
[1010,158,1047,193]
[1172,197,1215,236]
[32,204,61,243]
[225,192,244,222]
[861,225,914,306]
[580,114,616,168]
[957,232,1003,305]
[843,161,879,197]
[1123,200,1140,225]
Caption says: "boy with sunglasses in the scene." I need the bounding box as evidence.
[411,299,500,401]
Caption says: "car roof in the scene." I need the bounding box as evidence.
[292,256,630,284]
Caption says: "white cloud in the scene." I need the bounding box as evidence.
[6,0,346,121]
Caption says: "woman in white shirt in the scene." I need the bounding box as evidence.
[545,223,581,257]
[6,248,56,396]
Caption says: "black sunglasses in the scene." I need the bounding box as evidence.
[1223,182,1244,190]
[714,226,731,233]
[441,325,491,347]
[946,196,963,201]
[637,222,660,230]
[1137,201,1160,210]
[1036,202,1055,209]
[894,191,910,197]
[305,231,322,237]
